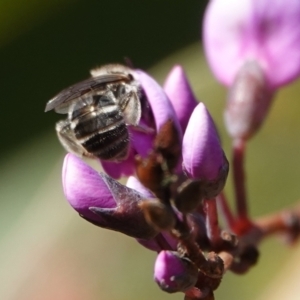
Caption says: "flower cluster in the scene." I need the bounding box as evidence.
[63,65,229,298]
[49,0,300,299]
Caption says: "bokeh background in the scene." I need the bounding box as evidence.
[2,1,300,299]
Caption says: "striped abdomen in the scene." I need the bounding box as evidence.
[70,94,130,161]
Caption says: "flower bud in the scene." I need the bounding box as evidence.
[182,103,228,201]
[183,103,225,181]
[63,153,158,239]
[134,69,182,137]
[154,251,198,293]
[224,61,274,140]
[163,65,198,132]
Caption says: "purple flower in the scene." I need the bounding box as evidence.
[58,62,234,298]
[154,251,198,293]
[63,155,184,251]
[178,102,229,203]
[63,153,115,223]
[63,153,158,239]
[182,102,226,182]
[101,69,181,179]
[203,0,300,89]
[164,65,198,132]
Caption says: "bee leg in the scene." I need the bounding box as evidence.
[120,91,155,134]
[56,120,91,157]
[121,91,142,126]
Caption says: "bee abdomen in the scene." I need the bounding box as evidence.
[73,105,122,139]
[81,122,129,161]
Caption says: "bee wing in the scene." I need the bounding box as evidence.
[45,73,130,113]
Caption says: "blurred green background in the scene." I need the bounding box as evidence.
[2,1,300,299]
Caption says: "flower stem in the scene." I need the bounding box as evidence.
[232,138,249,224]
[254,204,300,243]
[204,198,220,248]
[216,192,235,230]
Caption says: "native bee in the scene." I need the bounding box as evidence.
[45,64,143,161]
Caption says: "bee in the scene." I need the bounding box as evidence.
[45,64,143,161]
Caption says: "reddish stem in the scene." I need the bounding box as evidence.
[232,138,249,223]
[216,192,236,230]
[254,205,300,242]
[204,198,221,248]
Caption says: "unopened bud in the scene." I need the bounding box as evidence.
[63,154,158,239]
[182,103,229,198]
[225,61,274,140]
[163,65,198,133]
[198,154,229,199]
[154,251,198,293]
[175,154,228,214]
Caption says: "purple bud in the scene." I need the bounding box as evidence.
[63,153,158,239]
[154,251,198,293]
[181,103,229,200]
[134,69,182,139]
[182,103,225,181]
[203,0,300,88]
[163,65,198,132]
[63,153,116,223]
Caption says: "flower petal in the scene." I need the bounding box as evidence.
[134,69,182,138]
[126,175,154,198]
[63,154,158,238]
[182,103,223,181]
[203,0,300,88]
[164,65,198,132]
[100,149,135,179]
[129,127,154,158]
[63,154,116,223]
